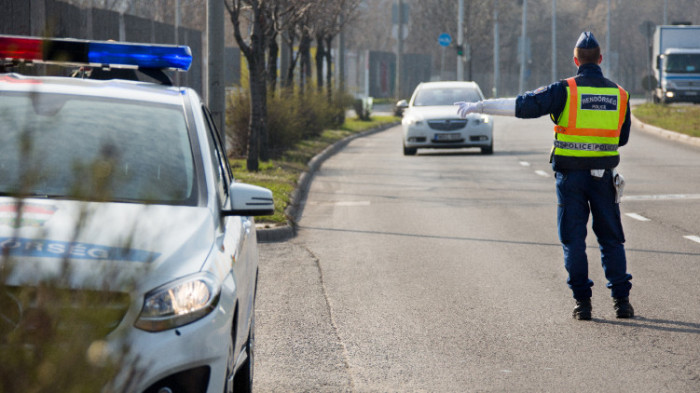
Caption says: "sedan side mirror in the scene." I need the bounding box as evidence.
[394,99,408,117]
[221,183,274,217]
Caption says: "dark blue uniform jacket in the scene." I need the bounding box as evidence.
[514,63,631,171]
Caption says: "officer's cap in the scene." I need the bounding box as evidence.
[575,31,599,49]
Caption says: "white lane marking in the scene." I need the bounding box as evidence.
[535,170,551,178]
[684,235,700,244]
[335,201,371,207]
[622,194,700,202]
[624,213,651,222]
[519,161,531,167]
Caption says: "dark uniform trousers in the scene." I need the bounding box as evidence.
[555,169,632,300]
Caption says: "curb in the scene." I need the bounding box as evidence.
[631,113,700,148]
[257,121,400,243]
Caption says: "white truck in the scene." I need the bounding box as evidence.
[652,25,700,104]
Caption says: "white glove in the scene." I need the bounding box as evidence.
[454,101,482,118]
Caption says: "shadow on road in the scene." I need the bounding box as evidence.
[595,316,700,334]
[300,225,700,258]
[413,149,543,157]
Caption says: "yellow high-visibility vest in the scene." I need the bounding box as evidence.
[552,78,628,158]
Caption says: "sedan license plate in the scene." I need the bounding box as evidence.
[434,133,461,141]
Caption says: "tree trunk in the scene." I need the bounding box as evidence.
[324,35,334,100]
[315,34,325,92]
[247,65,263,171]
[245,6,269,170]
[299,33,312,94]
[267,35,279,93]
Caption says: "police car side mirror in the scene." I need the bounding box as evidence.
[221,183,275,217]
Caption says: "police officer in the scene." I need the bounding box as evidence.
[455,31,633,320]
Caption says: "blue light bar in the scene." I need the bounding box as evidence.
[89,42,192,71]
[0,35,192,71]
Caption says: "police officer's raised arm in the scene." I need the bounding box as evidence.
[455,83,567,120]
[454,97,516,117]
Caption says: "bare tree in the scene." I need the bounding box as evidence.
[225,0,274,170]
[310,0,361,97]
[267,0,312,92]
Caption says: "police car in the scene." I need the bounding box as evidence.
[0,35,272,392]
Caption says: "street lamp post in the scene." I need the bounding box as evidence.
[493,0,499,97]
[395,0,404,100]
[519,0,528,93]
[457,0,464,81]
[552,0,556,81]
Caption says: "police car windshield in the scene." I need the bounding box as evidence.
[0,92,197,205]
[413,87,482,106]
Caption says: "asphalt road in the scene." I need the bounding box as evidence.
[255,115,700,392]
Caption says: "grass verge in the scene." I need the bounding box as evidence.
[230,115,399,225]
[632,103,700,138]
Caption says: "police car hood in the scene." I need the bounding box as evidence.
[1,198,215,292]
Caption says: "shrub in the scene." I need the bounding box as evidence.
[226,89,251,158]
[226,86,352,159]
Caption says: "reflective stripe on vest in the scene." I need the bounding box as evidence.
[553,78,628,158]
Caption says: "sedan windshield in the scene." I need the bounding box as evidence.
[413,87,482,106]
[0,92,197,205]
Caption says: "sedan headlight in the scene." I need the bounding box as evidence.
[472,116,490,125]
[404,117,423,126]
[134,273,220,332]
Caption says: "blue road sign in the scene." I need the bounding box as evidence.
[438,33,452,47]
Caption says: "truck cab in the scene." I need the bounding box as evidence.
[653,25,700,104]
[656,48,700,103]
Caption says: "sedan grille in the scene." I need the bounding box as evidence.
[428,119,467,131]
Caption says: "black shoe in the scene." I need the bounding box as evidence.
[573,298,592,320]
[613,297,634,318]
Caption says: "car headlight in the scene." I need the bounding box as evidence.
[472,116,489,125]
[134,273,220,332]
[404,118,423,126]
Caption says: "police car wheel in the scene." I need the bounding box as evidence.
[481,144,493,155]
[223,328,235,393]
[233,310,255,393]
[403,146,417,156]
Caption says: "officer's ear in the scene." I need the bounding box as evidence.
[597,54,603,65]
[573,56,581,67]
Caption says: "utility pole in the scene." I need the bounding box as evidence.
[605,0,611,77]
[519,0,528,93]
[493,0,499,97]
[175,0,181,85]
[338,14,346,92]
[206,0,225,143]
[457,0,464,81]
[395,0,404,100]
[551,0,556,81]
